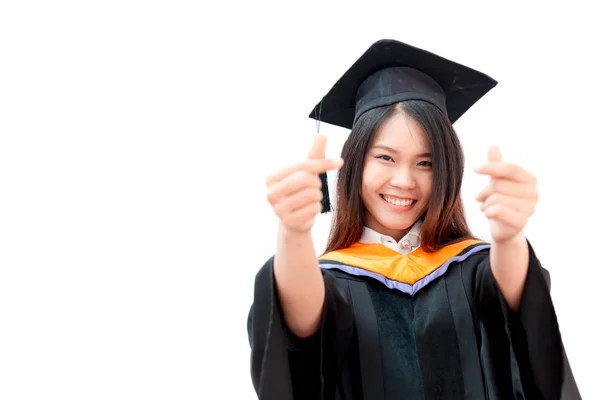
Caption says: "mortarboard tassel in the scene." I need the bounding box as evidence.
[319,172,331,213]
[315,99,331,213]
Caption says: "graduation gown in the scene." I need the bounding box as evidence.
[247,240,581,400]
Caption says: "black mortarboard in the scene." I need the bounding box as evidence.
[310,39,498,213]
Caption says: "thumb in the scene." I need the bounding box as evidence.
[488,145,502,163]
[308,134,327,160]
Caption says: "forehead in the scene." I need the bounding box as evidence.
[371,112,430,151]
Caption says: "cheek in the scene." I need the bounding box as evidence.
[362,162,387,190]
[418,173,434,199]
[360,172,374,200]
[361,164,375,195]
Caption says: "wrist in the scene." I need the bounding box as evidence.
[492,232,527,248]
[279,222,313,242]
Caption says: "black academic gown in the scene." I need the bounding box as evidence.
[247,241,581,400]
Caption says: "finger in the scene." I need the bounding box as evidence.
[483,204,528,229]
[308,134,327,160]
[267,171,321,204]
[488,145,502,163]
[273,187,323,215]
[475,180,538,202]
[298,217,316,232]
[266,158,344,185]
[480,193,535,215]
[475,162,536,183]
[284,202,323,229]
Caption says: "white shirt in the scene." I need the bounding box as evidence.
[358,220,422,255]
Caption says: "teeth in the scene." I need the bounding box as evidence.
[382,195,415,206]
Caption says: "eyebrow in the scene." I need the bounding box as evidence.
[371,144,431,158]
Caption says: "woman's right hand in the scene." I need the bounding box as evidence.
[266,134,344,234]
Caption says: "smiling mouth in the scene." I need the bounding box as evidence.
[380,194,416,207]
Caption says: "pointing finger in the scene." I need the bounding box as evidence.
[266,158,344,185]
[475,162,535,183]
[475,180,538,202]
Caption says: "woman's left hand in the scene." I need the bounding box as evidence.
[475,146,538,243]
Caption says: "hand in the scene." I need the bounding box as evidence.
[475,146,538,243]
[266,135,343,234]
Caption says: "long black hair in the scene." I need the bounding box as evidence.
[325,100,474,253]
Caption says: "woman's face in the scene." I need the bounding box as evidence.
[361,111,433,241]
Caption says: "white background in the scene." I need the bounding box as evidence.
[1,1,598,399]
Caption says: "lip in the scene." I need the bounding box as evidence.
[380,194,417,210]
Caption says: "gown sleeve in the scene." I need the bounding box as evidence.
[473,240,567,400]
[246,256,354,400]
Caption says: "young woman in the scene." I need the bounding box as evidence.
[247,39,580,400]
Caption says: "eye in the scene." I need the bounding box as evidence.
[418,161,433,167]
[376,155,394,162]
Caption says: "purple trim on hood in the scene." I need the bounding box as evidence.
[319,244,490,296]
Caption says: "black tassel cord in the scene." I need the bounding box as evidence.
[315,99,331,213]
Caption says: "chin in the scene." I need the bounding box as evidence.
[383,219,417,231]
[369,211,420,233]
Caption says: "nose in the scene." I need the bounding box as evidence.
[389,166,416,189]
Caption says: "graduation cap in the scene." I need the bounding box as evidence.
[310,39,498,213]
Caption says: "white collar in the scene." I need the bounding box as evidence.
[359,220,422,255]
